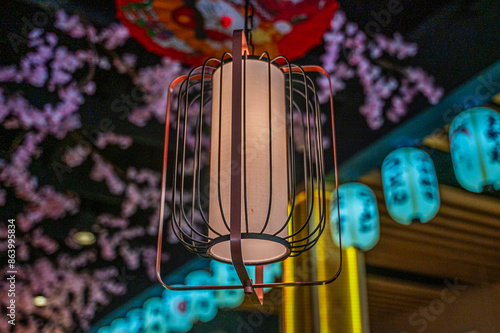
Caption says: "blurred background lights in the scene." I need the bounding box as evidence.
[33,296,48,307]
[449,106,500,193]
[73,231,96,246]
[330,183,380,251]
[382,147,440,225]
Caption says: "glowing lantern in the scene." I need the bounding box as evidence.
[330,183,379,251]
[156,4,342,300]
[210,261,245,308]
[110,319,130,333]
[449,107,500,193]
[184,271,218,322]
[143,298,171,333]
[161,290,194,332]
[125,309,143,333]
[381,147,440,224]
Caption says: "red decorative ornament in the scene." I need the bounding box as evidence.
[178,300,187,312]
[220,15,232,28]
[115,0,339,65]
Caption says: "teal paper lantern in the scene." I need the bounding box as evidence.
[184,271,218,322]
[110,318,132,333]
[330,183,379,251]
[210,261,245,308]
[161,289,194,333]
[143,297,171,333]
[382,147,440,224]
[449,107,500,193]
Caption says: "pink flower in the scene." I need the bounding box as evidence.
[28,65,48,87]
[0,66,17,81]
[0,189,6,206]
[90,153,125,195]
[321,9,443,128]
[82,81,96,95]
[63,144,91,167]
[99,24,130,50]
[55,10,86,39]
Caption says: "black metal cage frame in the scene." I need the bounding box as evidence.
[157,31,341,301]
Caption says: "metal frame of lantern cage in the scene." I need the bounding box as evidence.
[156,31,342,303]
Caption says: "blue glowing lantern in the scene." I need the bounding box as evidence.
[161,288,195,332]
[124,309,143,333]
[210,261,245,308]
[110,318,132,333]
[330,183,379,251]
[184,271,218,322]
[382,148,440,224]
[449,107,500,193]
[143,297,171,333]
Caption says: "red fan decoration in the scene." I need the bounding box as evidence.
[115,0,339,65]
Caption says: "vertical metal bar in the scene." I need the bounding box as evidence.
[244,0,249,39]
[229,30,253,294]
[255,265,264,304]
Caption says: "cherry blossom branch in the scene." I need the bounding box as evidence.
[320,10,444,129]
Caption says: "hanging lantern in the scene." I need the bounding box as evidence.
[381,147,440,224]
[156,27,341,300]
[330,183,379,251]
[449,107,500,193]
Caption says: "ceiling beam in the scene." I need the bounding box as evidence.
[336,59,500,183]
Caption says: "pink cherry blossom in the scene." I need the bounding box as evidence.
[95,132,133,149]
[63,144,91,167]
[321,9,443,128]
[90,153,126,195]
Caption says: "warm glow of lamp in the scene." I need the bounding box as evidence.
[73,231,96,246]
[33,296,47,307]
[207,59,290,265]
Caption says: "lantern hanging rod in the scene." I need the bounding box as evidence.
[244,0,254,54]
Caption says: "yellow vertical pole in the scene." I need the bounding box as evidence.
[282,193,314,332]
[282,190,370,333]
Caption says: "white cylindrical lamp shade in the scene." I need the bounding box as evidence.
[449,107,500,193]
[207,58,290,265]
[330,183,379,251]
[381,148,440,225]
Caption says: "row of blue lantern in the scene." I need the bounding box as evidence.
[330,106,500,252]
[331,147,440,251]
[96,261,282,333]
